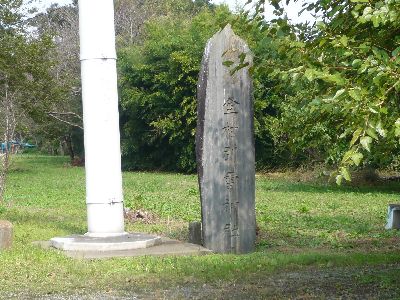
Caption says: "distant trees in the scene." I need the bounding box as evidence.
[31,3,83,161]
[115,0,213,47]
[116,1,291,172]
[0,0,60,200]
[118,0,400,178]
[1,0,398,180]
[28,0,215,164]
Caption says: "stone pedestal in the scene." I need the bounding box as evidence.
[36,237,212,259]
[0,220,13,250]
[50,233,161,252]
[385,204,400,229]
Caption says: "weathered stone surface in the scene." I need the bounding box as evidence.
[385,204,400,229]
[196,24,256,254]
[0,220,13,250]
[189,221,202,245]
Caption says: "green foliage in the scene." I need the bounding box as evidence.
[29,3,84,158]
[1,34,59,120]
[0,0,64,142]
[245,0,400,179]
[118,4,284,172]
[118,6,234,172]
[4,0,398,176]
[0,0,23,30]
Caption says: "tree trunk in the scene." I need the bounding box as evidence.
[0,82,16,202]
[64,134,75,163]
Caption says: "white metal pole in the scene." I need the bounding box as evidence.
[79,0,125,237]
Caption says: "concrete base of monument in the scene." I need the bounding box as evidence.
[38,236,212,259]
[50,233,161,252]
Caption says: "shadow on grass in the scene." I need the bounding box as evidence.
[255,212,400,250]
[293,214,376,232]
[7,167,34,175]
[2,208,85,236]
[116,251,400,287]
[258,180,400,195]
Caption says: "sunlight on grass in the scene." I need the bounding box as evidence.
[0,155,399,296]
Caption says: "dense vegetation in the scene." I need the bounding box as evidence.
[1,0,399,178]
[250,0,400,183]
[118,6,234,171]
[118,0,400,177]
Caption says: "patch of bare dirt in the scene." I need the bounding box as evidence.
[157,263,400,299]
[124,208,158,224]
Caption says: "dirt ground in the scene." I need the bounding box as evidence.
[154,264,400,299]
[3,263,399,300]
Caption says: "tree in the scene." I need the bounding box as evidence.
[29,3,84,161]
[118,5,233,172]
[28,0,214,162]
[0,0,60,200]
[245,0,400,181]
[115,0,214,47]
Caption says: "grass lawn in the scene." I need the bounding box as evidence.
[1,155,400,299]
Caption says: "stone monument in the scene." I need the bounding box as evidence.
[0,220,12,250]
[385,204,400,229]
[196,24,256,254]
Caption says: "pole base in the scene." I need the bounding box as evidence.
[84,231,128,238]
[50,233,161,252]
[86,202,125,235]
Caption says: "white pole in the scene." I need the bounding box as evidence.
[79,0,125,237]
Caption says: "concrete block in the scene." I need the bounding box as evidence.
[35,237,212,259]
[386,204,400,229]
[50,233,161,252]
[0,220,13,250]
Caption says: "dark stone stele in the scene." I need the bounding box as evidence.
[196,24,256,254]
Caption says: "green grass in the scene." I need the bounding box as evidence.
[0,155,400,297]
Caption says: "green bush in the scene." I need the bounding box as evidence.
[118,6,235,172]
